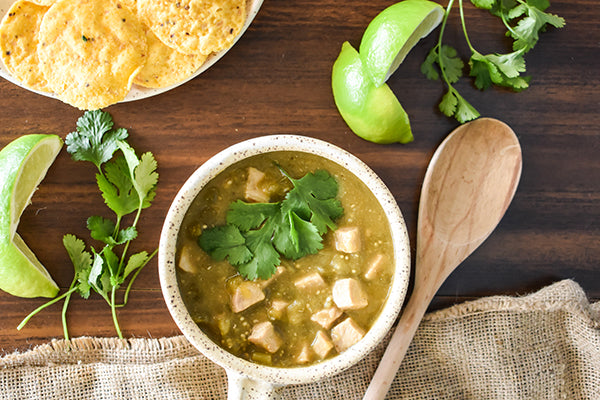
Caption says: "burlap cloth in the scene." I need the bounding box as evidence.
[1,279,599,399]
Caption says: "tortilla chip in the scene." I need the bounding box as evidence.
[28,0,55,5]
[137,0,246,56]
[119,0,136,12]
[37,0,147,110]
[0,0,50,92]
[134,28,207,88]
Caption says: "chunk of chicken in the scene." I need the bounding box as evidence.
[332,278,368,310]
[364,254,386,281]
[311,330,334,359]
[248,321,283,353]
[295,344,313,364]
[334,226,361,253]
[268,299,290,320]
[310,306,343,329]
[294,272,326,290]
[258,266,286,288]
[214,313,231,336]
[230,281,265,313]
[245,167,271,203]
[331,318,365,353]
[177,244,198,274]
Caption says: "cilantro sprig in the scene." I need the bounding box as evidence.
[199,169,343,280]
[421,0,565,123]
[18,110,158,340]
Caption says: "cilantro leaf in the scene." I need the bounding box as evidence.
[471,0,495,9]
[101,246,119,278]
[511,2,564,52]
[123,251,149,280]
[506,3,527,20]
[117,142,158,208]
[281,170,343,235]
[199,225,253,266]
[63,234,92,298]
[421,47,440,80]
[88,250,108,297]
[422,45,464,85]
[455,93,481,124]
[439,89,459,118]
[469,51,529,91]
[117,226,138,243]
[227,201,279,231]
[87,216,115,243]
[65,110,128,169]
[527,0,550,11]
[486,51,526,78]
[97,156,140,218]
[439,89,480,124]
[239,220,280,280]
[87,214,138,246]
[273,211,323,259]
[439,45,465,84]
[469,57,494,90]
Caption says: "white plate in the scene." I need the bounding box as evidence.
[0,0,263,102]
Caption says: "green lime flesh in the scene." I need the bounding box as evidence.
[360,0,444,87]
[0,134,62,298]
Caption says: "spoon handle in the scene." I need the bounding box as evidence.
[362,284,434,400]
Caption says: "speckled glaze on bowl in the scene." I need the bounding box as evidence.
[159,135,411,399]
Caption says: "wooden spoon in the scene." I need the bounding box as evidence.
[363,118,522,400]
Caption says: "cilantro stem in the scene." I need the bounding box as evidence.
[436,0,454,87]
[458,0,476,54]
[17,286,78,331]
[110,286,123,339]
[117,205,143,276]
[498,6,520,41]
[61,277,77,341]
[113,215,122,239]
[437,0,468,106]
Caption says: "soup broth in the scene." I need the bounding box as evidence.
[176,151,394,367]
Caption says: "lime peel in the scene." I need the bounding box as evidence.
[0,134,62,298]
[332,41,413,144]
[360,0,444,87]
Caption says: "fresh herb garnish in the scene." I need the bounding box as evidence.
[421,0,565,123]
[199,169,343,280]
[18,110,158,340]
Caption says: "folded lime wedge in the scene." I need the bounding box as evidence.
[0,134,62,298]
[332,41,413,144]
[360,0,444,87]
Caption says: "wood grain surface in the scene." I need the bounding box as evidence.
[0,0,598,355]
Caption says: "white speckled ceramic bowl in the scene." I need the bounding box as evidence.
[159,135,411,399]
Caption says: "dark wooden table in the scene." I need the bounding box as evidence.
[1,0,598,354]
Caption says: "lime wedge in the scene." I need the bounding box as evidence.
[360,0,444,87]
[0,134,62,298]
[332,41,413,144]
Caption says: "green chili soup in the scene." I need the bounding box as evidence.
[176,151,394,367]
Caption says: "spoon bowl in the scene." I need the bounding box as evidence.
[363,117,522,399]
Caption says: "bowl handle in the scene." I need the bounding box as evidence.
[226,370,278,399]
